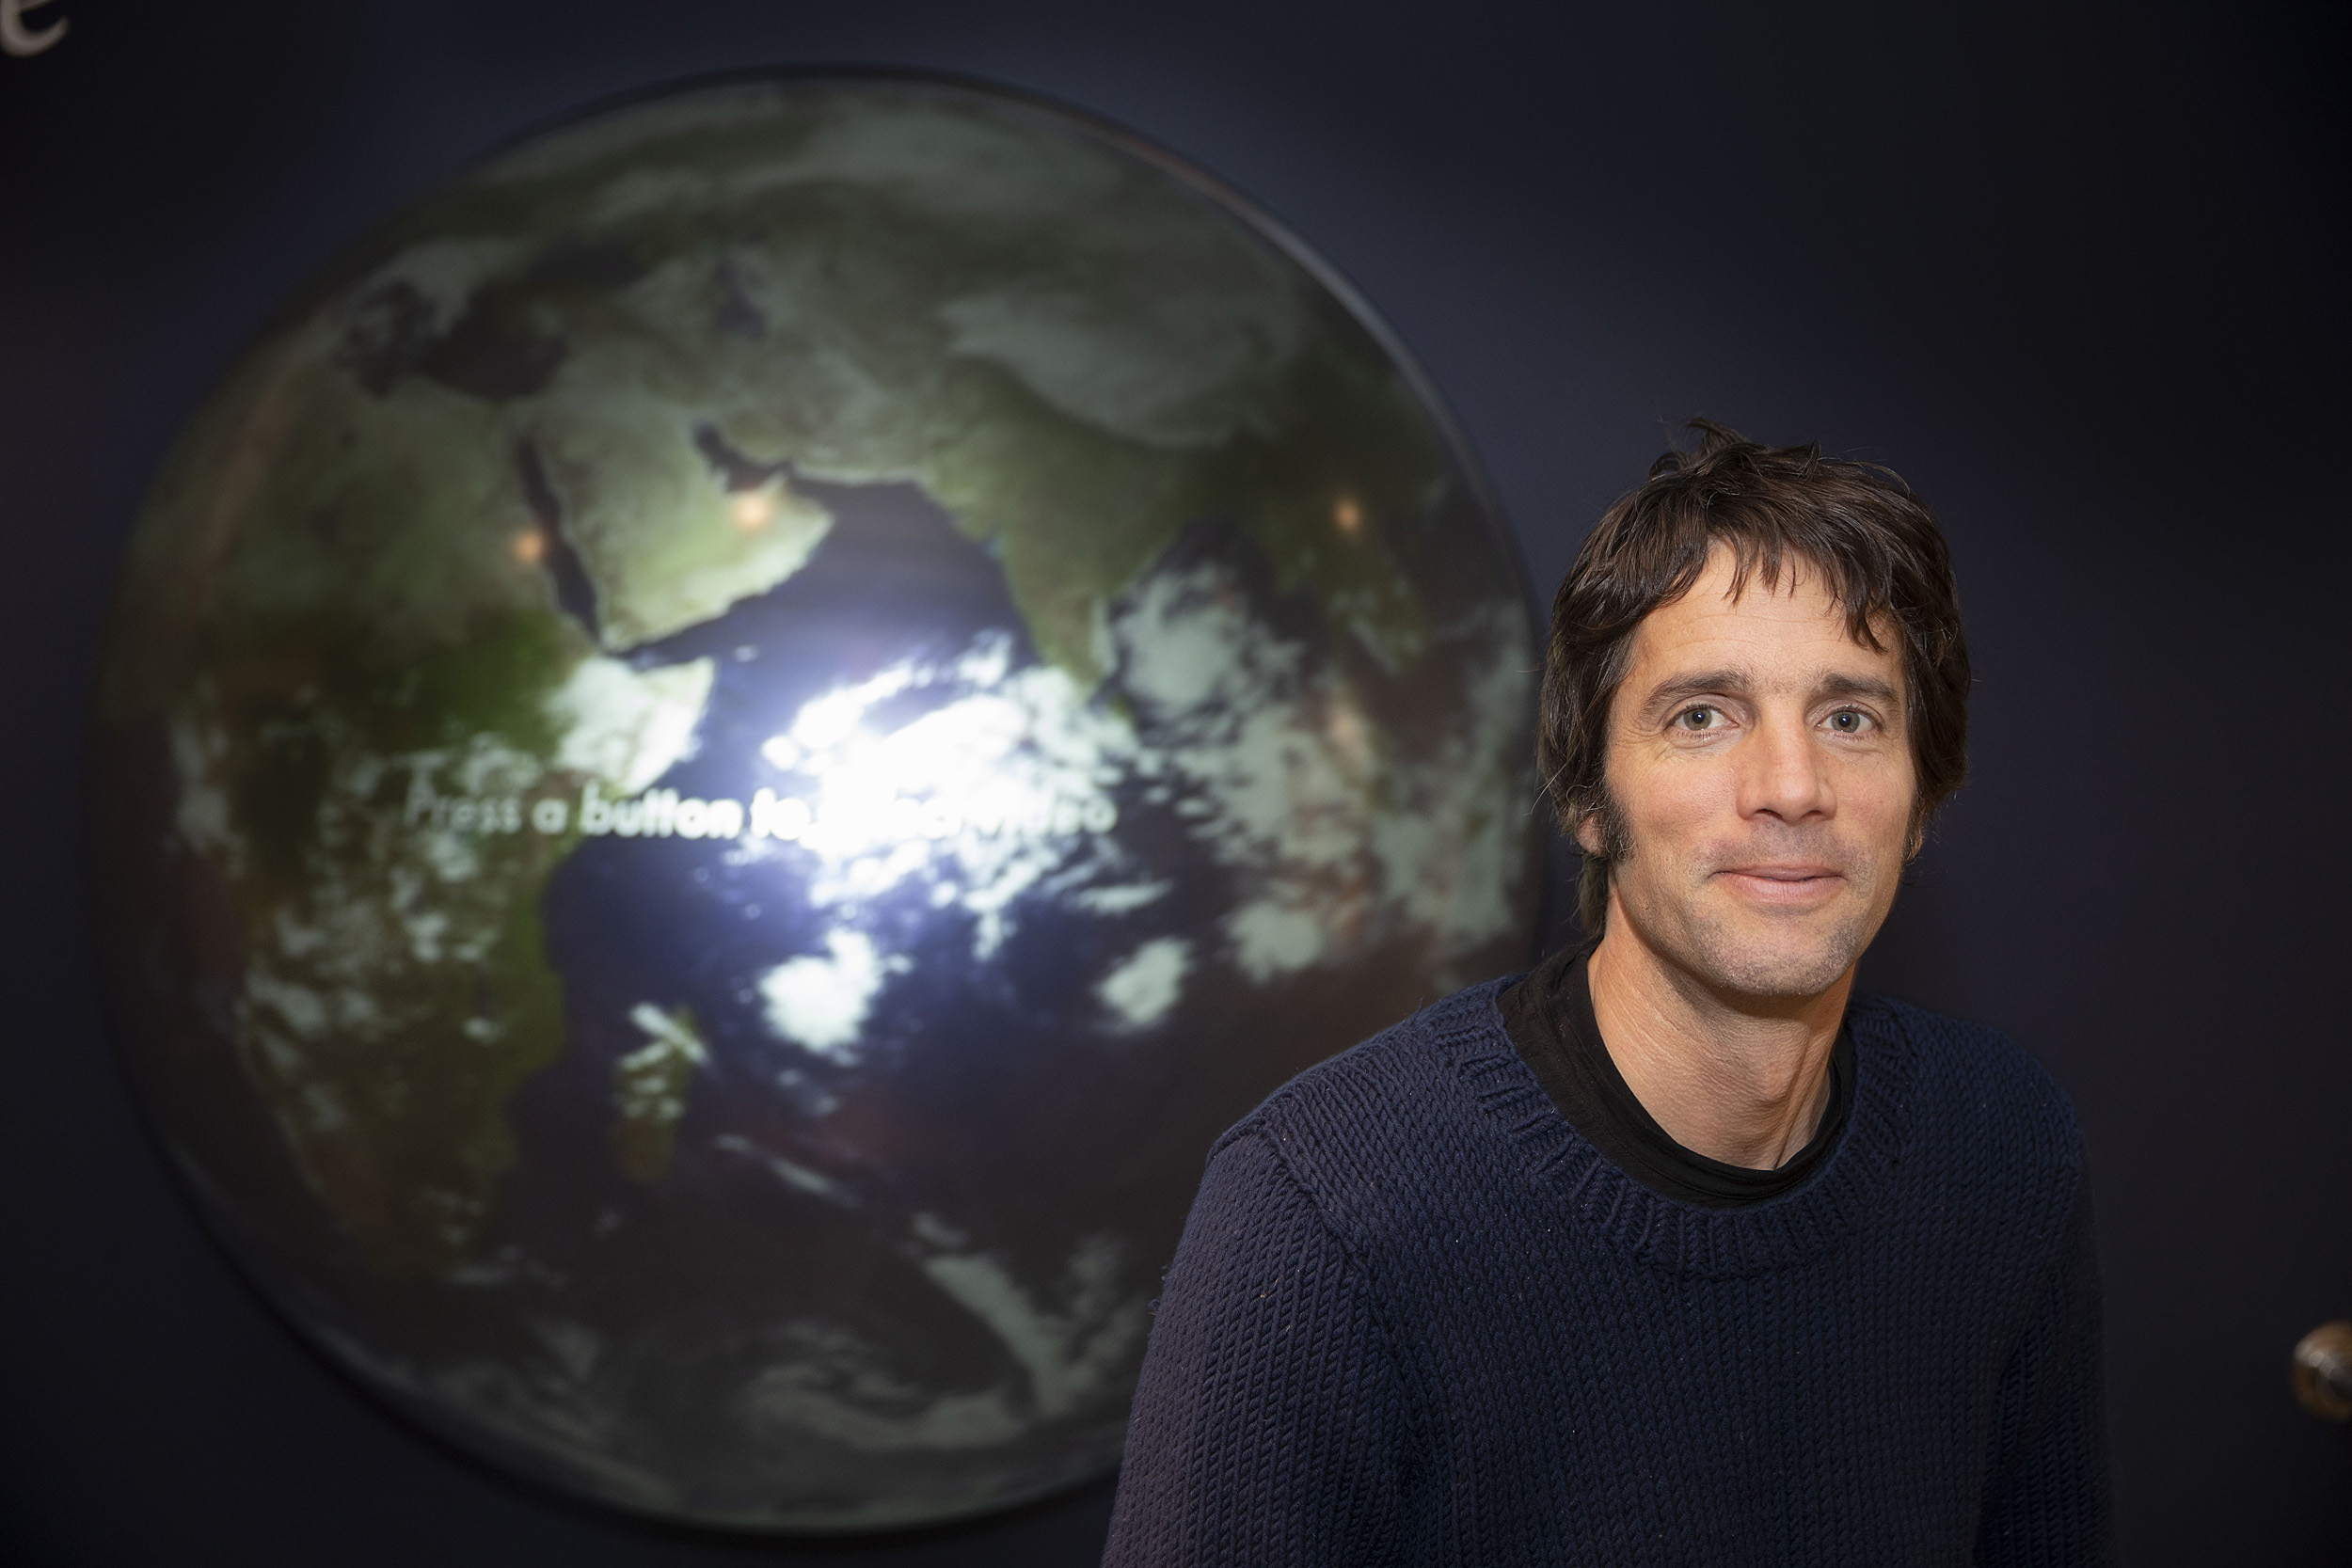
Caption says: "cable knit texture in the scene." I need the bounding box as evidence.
[1103,980,2113,1565]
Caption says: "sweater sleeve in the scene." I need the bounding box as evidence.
[1975,1171,2117,1566]
[1102,1128,1415,1567]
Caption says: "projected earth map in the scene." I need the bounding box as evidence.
[89,76,1537,1530]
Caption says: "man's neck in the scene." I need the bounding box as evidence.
[1583,918,1849,1170]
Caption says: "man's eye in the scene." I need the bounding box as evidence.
[1826,709,1870,735]
[1676,706,1719,731]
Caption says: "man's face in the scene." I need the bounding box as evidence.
[1579,546,1916,1001]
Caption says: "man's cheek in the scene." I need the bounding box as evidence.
[1635,768,1731,843]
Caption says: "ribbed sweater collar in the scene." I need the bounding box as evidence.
[1432,977,1917,1278]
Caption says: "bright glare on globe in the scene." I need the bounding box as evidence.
[88,75,1538,1530]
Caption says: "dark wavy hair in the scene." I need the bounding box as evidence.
[1540,420,1972,937]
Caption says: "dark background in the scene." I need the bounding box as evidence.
[3,2,2344,1561]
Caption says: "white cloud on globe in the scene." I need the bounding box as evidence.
[1096,937,1192,1033]
[756,929,907,1059]
[1109,552,1526,987]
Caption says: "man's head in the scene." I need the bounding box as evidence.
[1541,420,1970,998]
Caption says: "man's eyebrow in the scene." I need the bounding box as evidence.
[1817,673,1902,707]
[1635,670,1751,717]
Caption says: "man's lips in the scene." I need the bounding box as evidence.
[1714,863,1846,902]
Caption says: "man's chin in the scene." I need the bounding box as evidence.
[1675,912,1868,1003]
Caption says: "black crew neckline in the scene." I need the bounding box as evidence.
[1497,945,1854,1211]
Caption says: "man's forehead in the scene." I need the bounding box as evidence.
[1629,566,1902,692]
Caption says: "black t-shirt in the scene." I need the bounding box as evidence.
[1497,945,1854,1210]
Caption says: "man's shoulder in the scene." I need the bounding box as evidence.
[1211,978,1513,1205]
[1853,991,2087,1182]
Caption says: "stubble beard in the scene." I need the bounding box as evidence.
[1652,884,1879,1001]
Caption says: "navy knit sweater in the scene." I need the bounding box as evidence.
[1103,980,2113,1565]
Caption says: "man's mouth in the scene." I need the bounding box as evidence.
[1714,863,1845,903]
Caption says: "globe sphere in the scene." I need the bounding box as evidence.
[88,74,1538,1531]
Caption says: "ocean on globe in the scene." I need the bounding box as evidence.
[87,74,1539,1531]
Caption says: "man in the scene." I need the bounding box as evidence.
[1103,423,2111,1564]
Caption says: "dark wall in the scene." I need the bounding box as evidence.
[3,3,2344,1562]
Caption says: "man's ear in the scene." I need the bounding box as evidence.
[1572,809,1607,860]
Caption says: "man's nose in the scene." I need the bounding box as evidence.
[1740,710,1834,824]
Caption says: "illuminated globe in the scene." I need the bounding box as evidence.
[88,75,1537,1531]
